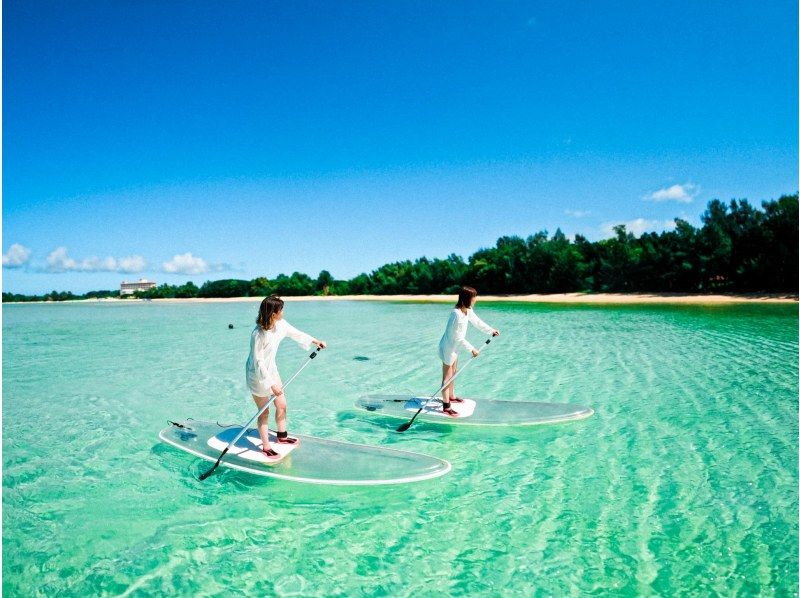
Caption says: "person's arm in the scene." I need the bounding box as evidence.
[468,309,498,336]
[252,331,268,378]
[458,336,477,353]
[283,321,325,350]
[451,312,476,353]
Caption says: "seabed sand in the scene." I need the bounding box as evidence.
[70,293,799,305]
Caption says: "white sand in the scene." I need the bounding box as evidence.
[8,293,797,305]
[143,293,798,305]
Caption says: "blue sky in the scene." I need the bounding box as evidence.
[4,0,797,294]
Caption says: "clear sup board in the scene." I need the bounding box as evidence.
[159,420,451,485]
[354,395,594,426]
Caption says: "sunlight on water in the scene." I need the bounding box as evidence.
[3,300,797,595]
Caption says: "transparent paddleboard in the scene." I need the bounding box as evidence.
[354,395,594,426]
[159,420,451,485]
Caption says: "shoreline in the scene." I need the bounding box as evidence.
[5,292,798,305]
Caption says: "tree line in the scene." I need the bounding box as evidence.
[4,194,797,303]
[2,289,119,303]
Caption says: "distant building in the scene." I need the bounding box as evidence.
[120,279,156,296]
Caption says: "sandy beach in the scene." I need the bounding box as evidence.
[21,292,792,305]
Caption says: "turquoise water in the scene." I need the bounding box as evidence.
[3,300,797,596]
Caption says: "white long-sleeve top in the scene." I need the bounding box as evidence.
[438,308,495,365]
[245,319,314,395]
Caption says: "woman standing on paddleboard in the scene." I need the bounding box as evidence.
[438,286,499,416]
[246,295,326,458]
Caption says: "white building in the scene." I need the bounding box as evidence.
[120,279,156,296]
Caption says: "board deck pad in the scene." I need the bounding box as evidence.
[404,397,477,418]
[159,420,452,484]
[355,395,594,426]
[207,428,298,464]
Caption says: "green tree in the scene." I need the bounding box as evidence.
[315,270,334,295]
[596,225,640,291]
[175,281,199,298]
[198,279,250,298]
[759,194,799,291]
[347,273,372,294]
[272,272,315,296]
[250,277,272,296]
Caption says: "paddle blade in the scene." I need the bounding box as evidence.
[199,448,228,480]
[198,461,219,482]
[198,464,218,480]
[396,421,411,433]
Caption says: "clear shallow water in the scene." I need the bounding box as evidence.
[3,300,797,596]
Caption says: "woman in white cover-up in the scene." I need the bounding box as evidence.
[437,286,499,416]
[246,295,326,459]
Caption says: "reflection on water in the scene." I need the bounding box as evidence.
[3,300,797,595]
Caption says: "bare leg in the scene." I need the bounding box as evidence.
[274,392,288,434]
[441,360,457,403]
[270,378,298,443]
[252,393,279,451]
[448,358,458,401]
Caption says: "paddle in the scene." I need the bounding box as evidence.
[198,346,322,480]
[396,337,492,433]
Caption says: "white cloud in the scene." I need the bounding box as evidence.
[45,247,146,273]
[46,247,78,272]
[117,255,147,273]
[2,244,32,268]
[600,219,676,238]
[565,209,590,218]
[163,253,209,275]
[162,253,232,274]
[645,183,699,203]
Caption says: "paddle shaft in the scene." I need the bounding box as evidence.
[397,337,492,432]
[199,347,321,480]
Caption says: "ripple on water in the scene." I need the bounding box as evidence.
[2,301,797,595]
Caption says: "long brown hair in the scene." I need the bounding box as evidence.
[257,295,284,330]
[456,286,477,309]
